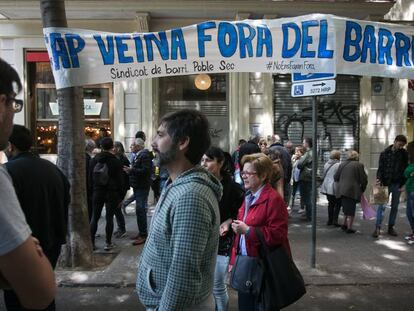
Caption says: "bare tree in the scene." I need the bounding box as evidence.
[40,0,92,268]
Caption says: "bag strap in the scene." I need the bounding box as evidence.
[322,162,336,181]
[254,227,270,257]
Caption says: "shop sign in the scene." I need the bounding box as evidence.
[49,99,103,115]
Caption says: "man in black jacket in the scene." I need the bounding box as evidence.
[373,135,409,238]
[4,125,70,311]
[89,137,124,250]
[123,137,152,245]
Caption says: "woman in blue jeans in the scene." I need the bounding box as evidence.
[201,147,244,311]
[404,162,414,244]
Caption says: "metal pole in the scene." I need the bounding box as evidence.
[311,96,318,268]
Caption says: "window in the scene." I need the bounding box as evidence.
[27,52,112,154]
[159,73,229,150]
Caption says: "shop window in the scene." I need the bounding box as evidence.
[159,73,229,150]
[159,74,226,102]
[27,52,112,154]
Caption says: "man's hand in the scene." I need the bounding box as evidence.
[219,219,232,236]
[32,237,44,257]
[123,166,131,174]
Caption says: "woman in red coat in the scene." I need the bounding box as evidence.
[231,153,290,311]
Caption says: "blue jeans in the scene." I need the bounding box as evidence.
[213,255,230,311]
[407,192,414,232]
[134,188,149,237]
[375,183,401,227]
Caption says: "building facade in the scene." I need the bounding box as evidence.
[0,0,410,184]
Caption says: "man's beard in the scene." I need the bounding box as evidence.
[158,143,178,166]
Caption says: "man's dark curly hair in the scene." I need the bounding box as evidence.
[160,109,211,165]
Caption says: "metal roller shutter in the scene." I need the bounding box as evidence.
[161,101,229,151]
[273,74,360,174]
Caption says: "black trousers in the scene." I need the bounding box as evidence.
[237,292,261,311]
[114,206,126,232]
[326,194,341,224]
[3,245,61,311]
[90,190,121,245]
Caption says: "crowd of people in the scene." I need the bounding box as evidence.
[236,133,414,244]
[1,54,414,311]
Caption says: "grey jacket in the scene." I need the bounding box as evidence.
[136,166,222,311]
[334,160,368,201]
[320,159,340,196]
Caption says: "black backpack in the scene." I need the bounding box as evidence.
[93,162,109,186]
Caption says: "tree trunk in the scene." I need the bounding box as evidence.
[40,0,92,268]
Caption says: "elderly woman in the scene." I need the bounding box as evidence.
[320,150,342,226]
[231,153,290,311]
[201,147,245,311]
[334,150,368,233]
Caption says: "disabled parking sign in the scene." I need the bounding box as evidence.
[293,84,304,96]
[291,79,336,97]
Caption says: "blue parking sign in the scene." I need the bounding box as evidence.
[292,72,336,83]
[294,84,304,96]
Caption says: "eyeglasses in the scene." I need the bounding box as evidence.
[241,171,257,176]
[8,97,23,113]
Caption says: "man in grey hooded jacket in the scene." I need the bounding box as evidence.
[136,109,222,311]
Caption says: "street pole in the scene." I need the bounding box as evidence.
[311,96,318,268]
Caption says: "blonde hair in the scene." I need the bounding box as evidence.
[241,153,274,183]
[347,150,359,161]
[330,149,341,160]
[259,138,267,146]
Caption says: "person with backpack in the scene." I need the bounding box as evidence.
[89,137,125,251]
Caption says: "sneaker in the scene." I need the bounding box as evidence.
[388,227,398,237]
[407,237,414,245]
[404,233,414,241]
[104,243,115,251]
[372,227,380,238]
[132,236,147,246]
[297,209,305,214]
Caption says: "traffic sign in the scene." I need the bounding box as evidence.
[292,72,336,83]
[291,79,336,97]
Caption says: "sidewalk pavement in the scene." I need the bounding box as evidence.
[56,198,414,288]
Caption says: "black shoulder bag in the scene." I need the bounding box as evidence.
[255,228,306,310]
[230,201,263,296]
